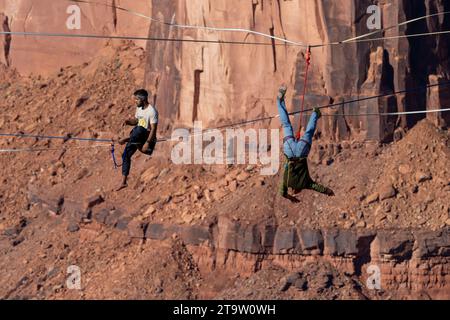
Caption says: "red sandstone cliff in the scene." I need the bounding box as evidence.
[1,1,449,140]
[143,0,450,140]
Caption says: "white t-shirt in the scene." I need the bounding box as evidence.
[135,105,158,130]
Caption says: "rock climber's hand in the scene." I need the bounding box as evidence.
[142,142,150,153]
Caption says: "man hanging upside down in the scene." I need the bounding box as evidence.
[277,85,334,202]
[116,89,158,191]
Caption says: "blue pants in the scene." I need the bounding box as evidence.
[122,126,155,177]
[277,98,318,159]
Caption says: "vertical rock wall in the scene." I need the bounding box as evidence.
[143,0,450,140]
[0,0,449,140]
[0,0,151,75]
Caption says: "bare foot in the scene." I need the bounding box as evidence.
[278,84,287,100]
[116,184,128,192]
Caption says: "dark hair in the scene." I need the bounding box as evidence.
[134,89,150,101]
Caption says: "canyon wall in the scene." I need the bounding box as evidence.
[143,0,450,140]
[0,0,151,75]
[1,0,449,140]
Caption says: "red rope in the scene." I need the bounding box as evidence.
[296,46,311,140]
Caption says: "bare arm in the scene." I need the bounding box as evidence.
[148,123,158,142]
[125,118,138,126]
[142,123,157,152]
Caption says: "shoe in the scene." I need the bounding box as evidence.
[313,107,322,119]
[278,85,287,100]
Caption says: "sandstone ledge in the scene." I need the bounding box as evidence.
[27,187,450,261]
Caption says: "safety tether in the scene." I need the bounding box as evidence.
[296,46,311,140]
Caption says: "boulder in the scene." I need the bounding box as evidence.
[178,225,211,246]
[84,194,104,210]
[67,223,80,233]
[415,172,432,184]
[228,180,238,192]
[115,217,131,231]
[398,164,411,175]
[379,184,396,201]
[273,227,301,254]
[298,229,324,254]
[141,168,158,183]
[373,230,414,261]
[414,229,450,258]
[323,229,358,256]
[143,206,156,218]
[94,209,109,224]
[366,193,379,204]
[236,172,250,182]
[104,210,122,228]
[145,224,168,240]
[127,220,147,239]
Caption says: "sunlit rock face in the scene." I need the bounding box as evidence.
[0,0,151,75]
[143,0,450,140]
[1,0,448,140]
